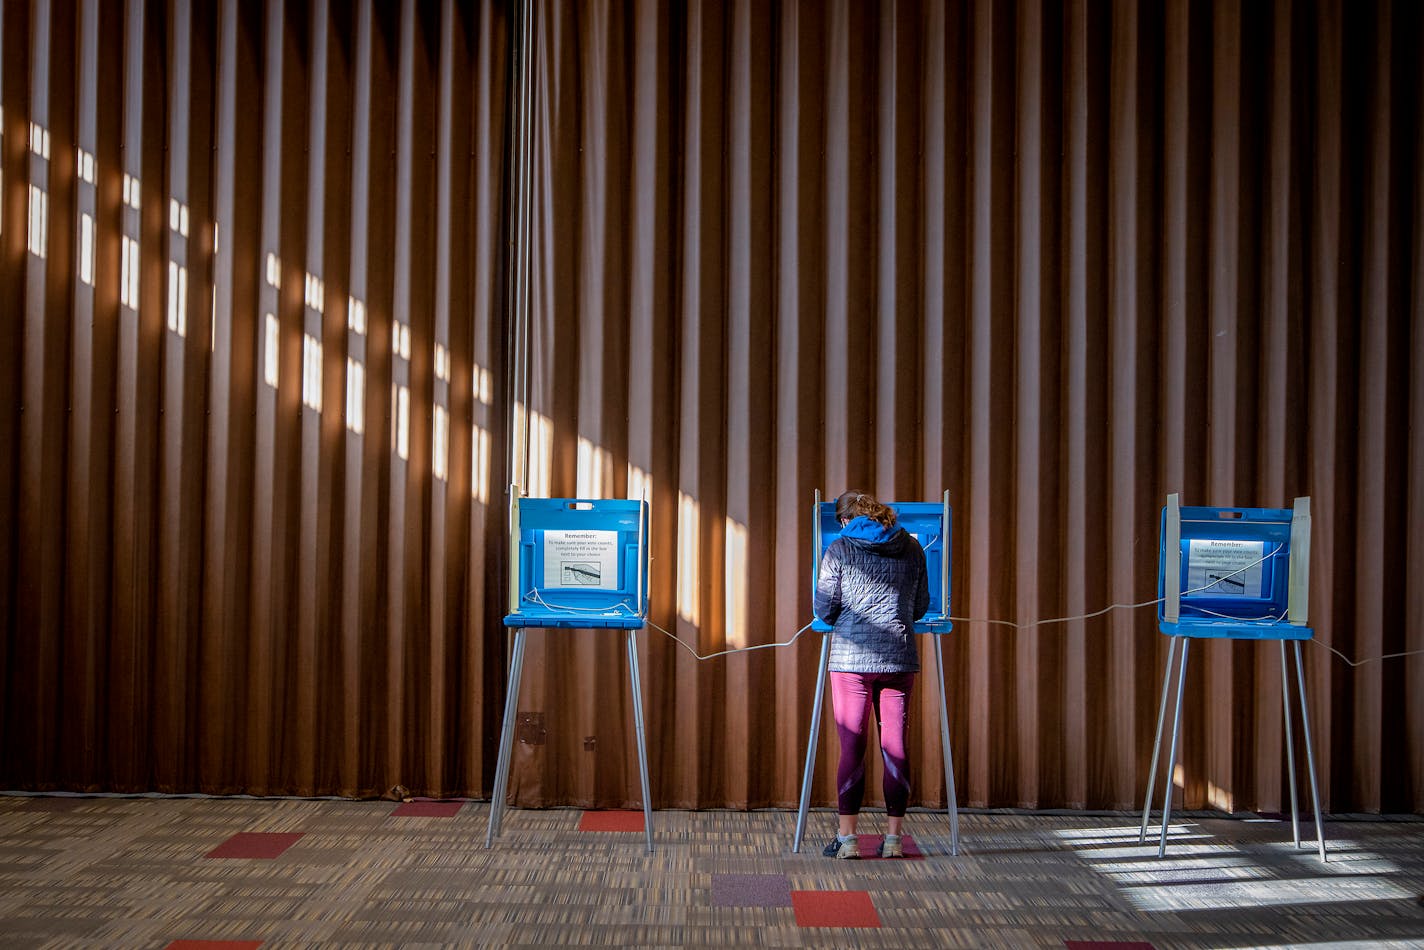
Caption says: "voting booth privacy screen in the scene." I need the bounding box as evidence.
[505,498,649,629]
[1157,502,1309,640]
[811,500,952,634]
[492,493,656,851]
[1144,495,1323,861]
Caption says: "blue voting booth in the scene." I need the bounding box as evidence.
[485,489,654,852]
[1139,493,1325,860]
[792,491,961,856]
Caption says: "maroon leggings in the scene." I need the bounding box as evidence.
[830,670,915,817]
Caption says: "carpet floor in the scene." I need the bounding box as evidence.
[1,796,1421,948]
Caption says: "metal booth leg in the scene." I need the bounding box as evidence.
[932,633,960,856]
[1293,641,1327,862]
[627,631,654,853]
[1157,637,1191,858]
[792,633,833,853]
[486,628,528,847]
[1140,635,1180,844]
[1281,641,1301,848]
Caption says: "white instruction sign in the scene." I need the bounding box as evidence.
[543,530,620,590]
[1186,539,1265,597]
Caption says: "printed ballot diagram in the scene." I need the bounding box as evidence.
[543,530,620,590]
[561,563,602,585]
[1186,538,1266,598]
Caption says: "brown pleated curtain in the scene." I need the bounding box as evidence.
[0,0,1421,816]
[0,0,512,798]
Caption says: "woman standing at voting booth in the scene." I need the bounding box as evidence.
[813,490,931,859]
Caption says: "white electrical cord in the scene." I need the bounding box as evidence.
[946,547,1284,630]
[1310,640,1424,668]
[524,589,638,614]
[522,548,1423,667]
[644,619,816,662]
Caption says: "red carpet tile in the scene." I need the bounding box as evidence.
[204,832,304,860]
[165,942,263,950]
[578,810,645,832]
[1065,942,1156,950]
[791,890,881,928]
[391,801,463,817]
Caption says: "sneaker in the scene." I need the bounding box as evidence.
[822,835,861,859]
[877,835,904,858]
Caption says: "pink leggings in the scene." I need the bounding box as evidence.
[830,670,915,817]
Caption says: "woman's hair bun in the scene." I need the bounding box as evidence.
[834,489,897,528]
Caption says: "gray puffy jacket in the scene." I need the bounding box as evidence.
[814,516,930,673]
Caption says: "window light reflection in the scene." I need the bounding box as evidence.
[725,517,748,647]
[120,236,140,309]
[79,213,94,285]
[391,384,409,460]
[512,403,553,497]
[576,436,609,498]
[29,122,50,159]
[1123,874,1411,913]
[345,358,365,434]
[168,198,189,238]
[473,364,492,405]
[27,185,47,258]
[304,272,324,313]
[627,464,653,504]
[348,296,366,336]
[471,424,491,503]
[677,491,700,626]
[432,405,449,481]
[1053,823,1409,913]
[166,261,187,336]
[211,223,219,353]
[76,147,95,184]
[301,334,322,411]
[263,313,280,387]
[391,320,410,361]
